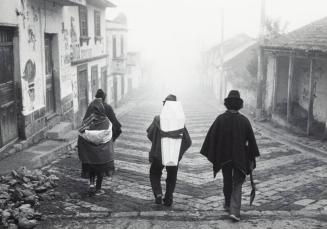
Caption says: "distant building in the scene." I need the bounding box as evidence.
[0,0,115,151]
[106,13,128,106]
[126,52,143,91]
[261,17,327,138]
[63,0,115,125]
[202,34,257,106]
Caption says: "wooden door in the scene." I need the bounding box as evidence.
[0,28,18,147]
[77,65,88,124]
[45,34,55,115]
[91,65,99,98]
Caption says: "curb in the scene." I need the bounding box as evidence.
[254,121,327,160]
[32,139,77,169]
[43,209,327,221]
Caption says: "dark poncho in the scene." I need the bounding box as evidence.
[103,102,122,141]
[200,111,260,177]
[78,99,114,165]
[146,116,192,163]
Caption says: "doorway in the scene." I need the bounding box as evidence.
[0,27,18,147]
[45,34,56,115]
[77,64,88,124]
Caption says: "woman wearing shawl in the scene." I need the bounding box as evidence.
[77,97,115,196]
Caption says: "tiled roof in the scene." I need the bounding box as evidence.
[204,34,256,66]
[264,17,327,52]
[207,34,254,55]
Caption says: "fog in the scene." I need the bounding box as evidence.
[107,0,327,96]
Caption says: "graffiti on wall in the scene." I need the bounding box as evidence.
[27,27,36,50]
[31,6,39,23]
[24,4,40,51]
[61,22,71,66]
[23,59,36,103]
[70,16,80,61]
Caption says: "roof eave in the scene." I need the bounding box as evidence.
[86,0,116,8]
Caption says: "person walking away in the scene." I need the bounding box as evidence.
[95,89,122,141]
[147,94,192,206]
[200,90,260,222]
[77,97,115,196]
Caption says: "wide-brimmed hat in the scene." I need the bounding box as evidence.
[224,90,243,103]
[163,94,177,102]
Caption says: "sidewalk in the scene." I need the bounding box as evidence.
[37,209,327,228]
[0,87,150,175]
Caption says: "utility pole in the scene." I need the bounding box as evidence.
[219,5,224,103]
[256,0,266,119]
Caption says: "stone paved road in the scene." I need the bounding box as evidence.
[36,92,327,228]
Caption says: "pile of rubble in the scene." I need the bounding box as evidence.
[0,167,59,229]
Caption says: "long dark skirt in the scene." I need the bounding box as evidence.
[81,161,115,179]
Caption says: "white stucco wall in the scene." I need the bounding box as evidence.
[63,3,108,113]
[17,0,64,115]
[313,59,327,123]
[0,0,19,26]
[264,55,275,114]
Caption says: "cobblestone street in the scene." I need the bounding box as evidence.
[36,92,327,228]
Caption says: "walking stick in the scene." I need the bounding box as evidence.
[249,171,256,206]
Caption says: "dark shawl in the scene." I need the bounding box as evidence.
[146,116,192,163]
[78,99,114,164]
[200,111,259,177]
[103,102,122,142]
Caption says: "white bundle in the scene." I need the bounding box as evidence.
[80,121,113,145]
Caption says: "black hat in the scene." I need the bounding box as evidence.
[163,94,177,102]
[95,89,106,101]
[224,90,243,102]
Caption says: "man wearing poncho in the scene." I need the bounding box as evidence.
[200,90,259,222]
[147,94,192,206]
[78,90,121,196]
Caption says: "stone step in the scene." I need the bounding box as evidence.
[0,139,77,175]
[46,122,73,140]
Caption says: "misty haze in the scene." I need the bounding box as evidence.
[0,0,327,228]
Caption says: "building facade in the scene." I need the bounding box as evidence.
[201,34,257,106]
[260,17,327,138]
[126,52,143,91]
[106,13,128,107]
[0,0,114,151]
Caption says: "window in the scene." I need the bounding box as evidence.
[94,10,101,37]
[79,6,89,45]
[113,35,117,58]
[120,35,124,56]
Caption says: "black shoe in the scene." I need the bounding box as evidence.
[155,195,162,204]
[95,189,105,196]
[163,198,173,207]
[224,204,230,212]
